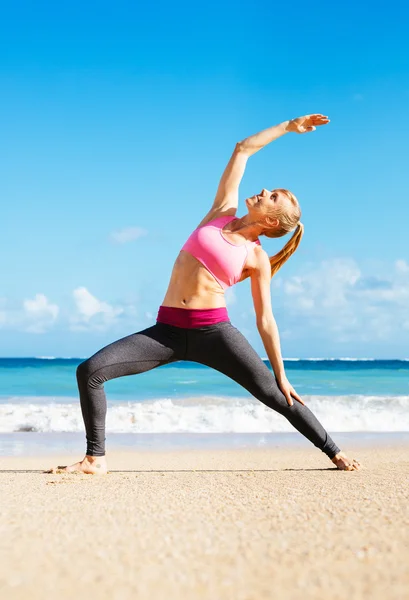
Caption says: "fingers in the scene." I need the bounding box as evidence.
[292,114,330,133]
[292,391,305,405]
[306,115,330,127]
[278,377,304,407]
[285,394,294,407]
[309,113,329,121]
[282,386,305,407]
[286,393,305,407]
[296,114,330,126]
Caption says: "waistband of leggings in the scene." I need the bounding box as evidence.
[156,305,230,328]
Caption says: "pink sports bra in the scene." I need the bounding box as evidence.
[181,215,261,290]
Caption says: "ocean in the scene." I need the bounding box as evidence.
[0,357,408,456]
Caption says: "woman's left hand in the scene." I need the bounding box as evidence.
[286,114,330,134]
[276,374,305,407]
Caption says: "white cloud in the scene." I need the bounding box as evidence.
[0,288,139,334]
[70,287,124,331]
[23,293,58,316]
[0,297,6,327]
[8,293,60,334]
[283,259,360,311]
[0,304,18,330]
[109,226,147,244]
[20,294,59,333]
[396,259,409,273]
[276,258,409,343]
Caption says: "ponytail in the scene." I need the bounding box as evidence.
[240,222,304,282]
[269,221,304,278]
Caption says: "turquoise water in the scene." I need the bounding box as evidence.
[0,359,408,444]
[1,358,408,400]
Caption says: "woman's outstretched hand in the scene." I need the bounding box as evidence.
[276,374,305,407]
[286,114,330,134]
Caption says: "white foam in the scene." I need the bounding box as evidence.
[33,356,87,360]
[1,394,408,434]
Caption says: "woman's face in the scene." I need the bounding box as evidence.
[245,188,286,225]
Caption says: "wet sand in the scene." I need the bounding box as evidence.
[1,443,408,599]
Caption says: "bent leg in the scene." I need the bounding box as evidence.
[76,323,183,456]
[189,322,340,459]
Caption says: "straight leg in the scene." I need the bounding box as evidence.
[188,322,341,459]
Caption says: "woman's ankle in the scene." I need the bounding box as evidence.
[85,454,106,461]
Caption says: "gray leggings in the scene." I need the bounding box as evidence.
[76,320,341,459]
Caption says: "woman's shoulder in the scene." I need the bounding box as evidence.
[203,214,236,227]
[194,210,237,231]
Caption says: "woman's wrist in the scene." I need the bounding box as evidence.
[283,119,293,133]
[275,121,291,136]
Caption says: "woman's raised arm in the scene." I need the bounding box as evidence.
[239,114,329,157]
[197,114,329,228]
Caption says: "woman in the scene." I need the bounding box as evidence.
[48,113,361,475]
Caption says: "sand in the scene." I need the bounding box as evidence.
[1,444,408,600]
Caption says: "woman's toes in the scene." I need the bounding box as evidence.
[332,452,362,471]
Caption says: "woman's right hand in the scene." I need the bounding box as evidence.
[286,114,330,134]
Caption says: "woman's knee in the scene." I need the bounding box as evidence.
[76,359,91,383]
[76,357,104,387]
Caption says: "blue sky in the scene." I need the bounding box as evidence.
[1,0,408,358]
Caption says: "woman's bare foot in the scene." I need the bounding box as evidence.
[331,451,362,471]
[44,455,108,475]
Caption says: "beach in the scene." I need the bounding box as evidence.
[1,440,409,600]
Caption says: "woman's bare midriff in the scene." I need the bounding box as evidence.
[160,251,227,309]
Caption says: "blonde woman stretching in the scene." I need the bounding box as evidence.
[48,114,361,475]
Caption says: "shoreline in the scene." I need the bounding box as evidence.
[1,431,409,458]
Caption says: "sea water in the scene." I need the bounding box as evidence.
[0,358,408,455]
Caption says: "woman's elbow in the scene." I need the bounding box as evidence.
[235,141,252,156]
[256,316,275,332]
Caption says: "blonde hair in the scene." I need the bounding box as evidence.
[240,188,304,282]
